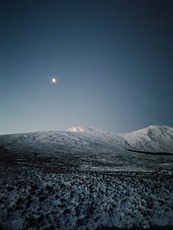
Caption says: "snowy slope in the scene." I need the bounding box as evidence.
[66,125,173,154]
[0,125,173,155]
[0,127,126,155]
[124,125,173,153]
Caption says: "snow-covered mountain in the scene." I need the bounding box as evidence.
[124,125,173,153]
[0,125,173,155]
[67,125,173,153]
[0,127,126,155]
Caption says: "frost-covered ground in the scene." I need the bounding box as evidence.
[1,125,173,229]
[1,150,173,230]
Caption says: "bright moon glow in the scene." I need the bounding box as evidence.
[52,78,56,83]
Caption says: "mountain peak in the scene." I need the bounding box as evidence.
[66,126,86,133]
[66,126,109,134]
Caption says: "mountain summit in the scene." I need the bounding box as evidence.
[66,126,109,134]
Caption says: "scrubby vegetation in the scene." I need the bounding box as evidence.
[0,152,173,229]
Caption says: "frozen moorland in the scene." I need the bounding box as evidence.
[0,125,173,229]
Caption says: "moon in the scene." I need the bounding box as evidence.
[51,78,56,83]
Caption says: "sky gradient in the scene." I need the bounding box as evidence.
[0,0,173,134]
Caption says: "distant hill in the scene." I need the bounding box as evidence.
[0,125,173,155]
[124,125,173,153]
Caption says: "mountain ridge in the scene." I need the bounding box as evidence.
[0,125,173,155]
[124,125,173,153]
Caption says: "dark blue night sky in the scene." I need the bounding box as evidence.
[0,0,173,134]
